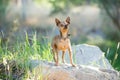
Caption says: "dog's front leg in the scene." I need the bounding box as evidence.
[62,51,65,63]
[68,47,75,67]
[55,50,59,66]
[52,49,59,66]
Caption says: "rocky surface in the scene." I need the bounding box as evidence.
[29,44,119,80]
[62,44,113,69]
[30,60,119,80]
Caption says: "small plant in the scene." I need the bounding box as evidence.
[105,42,120,71]
[0,32,53,79]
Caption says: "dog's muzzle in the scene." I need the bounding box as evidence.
[64,25,68,29]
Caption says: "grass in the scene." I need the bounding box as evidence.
[97,41,120,71]
[108,42,120,71]
[0,32,53,80]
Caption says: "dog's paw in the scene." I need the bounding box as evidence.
[55,63,59,66]
[72,64,76,67]
[62,61,66,64]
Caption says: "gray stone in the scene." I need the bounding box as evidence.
[29,60,119,80]
[28,44,119,80]
[62,44,113,69]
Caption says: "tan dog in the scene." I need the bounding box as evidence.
[51,17,75,67]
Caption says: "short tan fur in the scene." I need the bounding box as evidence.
[51,17,75,67]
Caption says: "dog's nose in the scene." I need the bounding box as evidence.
[64,25,67,29]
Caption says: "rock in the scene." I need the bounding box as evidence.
[28,44,119,80]
[61,44,113,69]
[29,60,119,80]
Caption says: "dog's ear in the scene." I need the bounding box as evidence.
[55,18,61,26]
[66,16,70,24]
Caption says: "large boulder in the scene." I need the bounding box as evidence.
[28,44,119,80]
[61,44,113,69]
[29,60,119,80]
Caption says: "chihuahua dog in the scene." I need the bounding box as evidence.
[51,17,75,67]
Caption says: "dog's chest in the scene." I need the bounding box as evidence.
[57,39,69,50]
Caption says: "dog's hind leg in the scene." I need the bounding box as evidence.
[52,48,56,62]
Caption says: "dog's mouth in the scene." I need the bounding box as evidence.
[61,29,67,33]
[63,28,68,31]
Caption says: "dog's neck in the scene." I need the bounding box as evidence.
[60,31,68,40]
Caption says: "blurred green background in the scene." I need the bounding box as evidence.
[0,0,120,73]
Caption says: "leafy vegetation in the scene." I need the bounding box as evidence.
[48,0,97,14]
[97,41,120,71]
[0,33,52,79]
[99,0,120,31]
[0,0,10,23]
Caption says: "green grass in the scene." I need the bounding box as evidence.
[107,42,120,71]
[96,41,120,71]
[0,33,53,80]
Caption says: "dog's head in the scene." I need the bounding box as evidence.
[55,17,70,33]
